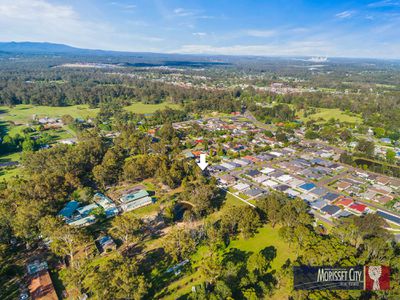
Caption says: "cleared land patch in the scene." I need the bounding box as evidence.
[298,108,362,124]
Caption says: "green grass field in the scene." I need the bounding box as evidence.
[229,224,295,271]
[223,192,247,207]
[0,166,22,181]
[0,152,22,181]
[0,104,99,124]
[298,108,362,124]
[0,152,21,162]
[0,102,181,127]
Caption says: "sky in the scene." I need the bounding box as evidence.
[0,0,399,58]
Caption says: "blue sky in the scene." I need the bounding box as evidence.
[0,0,399,58]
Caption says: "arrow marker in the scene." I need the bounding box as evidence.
[197,153,209,170]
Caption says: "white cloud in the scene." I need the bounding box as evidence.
[172,40,333,57]
[368,0,400,7]
[290,27,309,33]
[335,10,356,19]
[0,0,162,51]
[171,30,400,58]
[0,0,397,59]
[171,7,213,19]
[192,32,207,36]
[173,8,196,17]
[0,0,76,20]
[110,2,137,11]
[244,29,277,38]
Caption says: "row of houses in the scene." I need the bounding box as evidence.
[277,156,344,181]
[310,196,370,219]
[231,181,265,198]
[332,170,400,207]
[221,160,376,221]
[211,148,297,173]
[177,117,290,154]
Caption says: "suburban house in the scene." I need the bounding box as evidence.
[286,188,300,198]
[245,169,261,178]
[120,189,153,212]
[254,174,269,183]
[27,260,57,300]
[220,161,239,170]
[121,196,153,212]
[120,189,149,203]
[323,192,341,203]
[299,193,316,202]
[310,199,328,209]
[59,193,119,227]
[262,180,279,188]
[97,235,117,254]
[218,174,236,185]
[376,176,390,186]
[336,181,352,191]
[335,198,354,207]
[93,193,119,218]
[320,204,341,217]
[376,195,394,205]
[274,184,290,192]
[299,182,316,192]
[59,201,97,227]
[245,188,264,197]
[348,203,369,215]
[67,214,96,227]
[277,174,293,183]
[310,187,329,198]
[58,200,80,220]
[233,182,250,192]
[77,203,98,216]
[182,149,195,159]
[336,210,354,218]
[377,210,400,226]
[29,270,58,300]
[260,167,276,175]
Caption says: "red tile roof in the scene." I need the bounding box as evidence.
[349,203,368,213]
[336,198,354,207]
[243,155,258,162]
[192,151,203,157]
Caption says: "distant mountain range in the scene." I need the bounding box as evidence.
[0,41,234,68]
[0,41,398,65]
[0,41,124,55]
[0,41,228,62]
